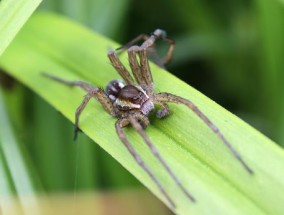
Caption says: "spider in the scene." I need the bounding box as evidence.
[43,29,253,209]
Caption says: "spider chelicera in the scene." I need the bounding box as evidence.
[43,29,253,209]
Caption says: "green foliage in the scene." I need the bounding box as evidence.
[254,0,284,144]
[0,0,41,212]
[1,0,284,214]
[0,0,42,56]
[1,13,284,214]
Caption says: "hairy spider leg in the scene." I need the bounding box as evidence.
[115,117,176,209]
[73,88,114,140]
[154,102,170,119]
[128,114,196,202]
[154,93,254,174]
[110,30,174,87]
[42,72,93,91]
[42,73,115,139]
[134,30,175,84]
[108,46,153,89]
[107,47,154,94]
[108,50,134,85]
[127,45,154,97]
[140,29,175,65]
[128,44,169,108]
[117,29,175,67]
[116,33,149,52]
[127,46,144,84]
[139,48,153,86]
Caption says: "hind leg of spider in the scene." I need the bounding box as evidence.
[107,49,134,85]
[154,92,254,174]
[115,117,176,209]
[128,114,196,203]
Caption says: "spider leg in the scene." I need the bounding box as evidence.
[128,114,196,203]
[115,117,176,209]
[127,45,155,98]
[107,49,134,85]
[73,87,116,140]
[160,37,175,65]
[140,29,175,65]
[117,42,154,94]
[42,73,93,91]
[155,102,170,119]
[131,31,174,90]
[154,92,254,174]
[116,34,149,53]
[127,45,144,84]
[126,45,154,94]
[139,47,153,87]
[117,29,174,69]
[43,73,116,139]
[73,91,94,140]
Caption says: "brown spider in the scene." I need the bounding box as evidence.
[43,29,253,209]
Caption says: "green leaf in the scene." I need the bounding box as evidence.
[1,12,284,214]
[0,0,42,56]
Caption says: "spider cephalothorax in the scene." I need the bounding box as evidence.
[110,82,154,115]
[43,29,253,209]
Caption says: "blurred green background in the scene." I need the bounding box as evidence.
[1,0,284,213]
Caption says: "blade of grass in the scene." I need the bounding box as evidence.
[0,12,284,214]
[0,89,41,215]
[0,0,42,56]
[254,0,284,146]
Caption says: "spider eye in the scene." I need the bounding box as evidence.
[106,80,125,101]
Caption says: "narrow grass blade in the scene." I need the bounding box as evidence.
[0,89,41,215]
[0,0,42,56]
[254,0,284,145]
